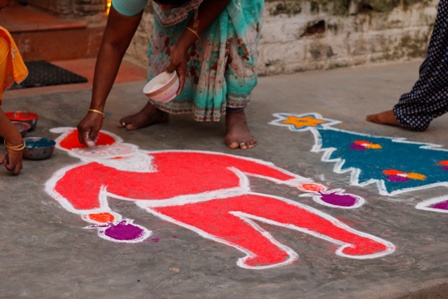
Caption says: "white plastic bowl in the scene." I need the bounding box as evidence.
[143,71,179,103]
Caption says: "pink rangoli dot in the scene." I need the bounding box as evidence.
[350,144,366,151]
[319,192,357,207]
[104,221,145,241]
[387,175,409,183]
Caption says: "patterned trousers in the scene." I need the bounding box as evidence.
[393,0,448,131]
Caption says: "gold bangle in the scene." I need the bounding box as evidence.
[186,26,200,40]
[4,139,26,151]
[88,109,105,119]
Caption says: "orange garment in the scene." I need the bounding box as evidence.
[0,26,28,103]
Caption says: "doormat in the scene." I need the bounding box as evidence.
[8,60,88,89]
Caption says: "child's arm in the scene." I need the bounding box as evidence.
[0,108,23,174]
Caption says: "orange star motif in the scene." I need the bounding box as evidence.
[280,115,328,129]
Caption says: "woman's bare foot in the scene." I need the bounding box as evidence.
[117,102,168,130]
[366,110,401,127]
[224,110,257,150]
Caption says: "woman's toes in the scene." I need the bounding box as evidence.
[227,141,239,149]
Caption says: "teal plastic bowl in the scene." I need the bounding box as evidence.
[23,137,56,160]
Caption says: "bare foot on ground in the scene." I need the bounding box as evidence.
[117,102,168,130]
[366,110,401,127]
[224,110,257,150]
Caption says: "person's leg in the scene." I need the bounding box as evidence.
[117,101,168,130]
[367,1,448,131]
[221,0,264,149]
[224,107,257,150]
[117,14,179,131]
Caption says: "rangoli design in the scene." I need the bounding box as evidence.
[45,127,394,269]
[270,112,448,214]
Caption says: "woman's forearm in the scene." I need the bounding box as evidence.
[0,109,22,145]
[177,0,231,50]
[90,6,143,111]
[195,0,231,34]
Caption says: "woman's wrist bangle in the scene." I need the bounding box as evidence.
[4,139,26,151]
[88,109,105,119]
[186,26,200,40]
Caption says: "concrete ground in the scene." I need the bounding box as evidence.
[2,59,448,299]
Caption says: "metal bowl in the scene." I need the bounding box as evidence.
[12,121,32,137]
[0,121,31,143]
[23,137,56,160]
[6,111,39,131]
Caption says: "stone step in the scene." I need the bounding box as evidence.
[3,4,105,61]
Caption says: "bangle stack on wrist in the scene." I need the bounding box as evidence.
[4,139,26,151]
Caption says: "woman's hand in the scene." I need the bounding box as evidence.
[3,148,23,175]
[77,112,104,146]
[166,41,190,95]
[163,0,231,95]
